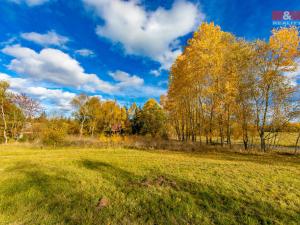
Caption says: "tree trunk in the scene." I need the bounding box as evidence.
[181,119,185,141]
[242,115,248,150]
[243,139,248,150]
[242,125,248,150]
[260,131,266,152]
[199,127,202,145]
[174,120,181,141]
[260,85,270,152]
[1,99,7,144]
[226,105,231,148]
[80,117,86,139]
[209,103,214,144]
[91,125,95,137]
[295,131,300,154]
[226,124,231,148]
[219,123,224,147]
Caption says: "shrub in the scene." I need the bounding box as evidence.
[40,119,68,147]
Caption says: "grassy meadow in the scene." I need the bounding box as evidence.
[0,145,299,225]
[197,132,299,148]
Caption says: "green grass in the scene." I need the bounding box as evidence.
[0,145,299,225]
[199,132,299,148]
[266,132,299,147]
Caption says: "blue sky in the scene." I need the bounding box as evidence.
[0,0,299,114]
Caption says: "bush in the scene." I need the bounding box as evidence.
[40,119,68,147]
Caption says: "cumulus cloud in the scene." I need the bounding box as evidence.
[0,73,76,112]
[2,44,116,93]
[8,0,50,7]
[75,49,95,57]
[109,70,166,97]
[1,45,165,97]
[109,70,144,87]
[83,0,204,69]
[21,31,69,47]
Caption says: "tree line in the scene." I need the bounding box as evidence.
[165,23,299,151]
[70,94,166,138]
[0,83,167,145]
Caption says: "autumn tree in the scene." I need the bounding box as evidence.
[167,23,236,143]
[13,93,41,119]
[85,96,102,137]
[72,95,129,137]
[0,81,10,143]
[129,103,143,135]
[251,27,299,151]
[12,93,41,139]
[166,23,299,151]
[71,94,90,138]
[6,102,24,140]
[0,81,26,143]
[100,100,126,134]
[140,99,166,137]
[231,40,256,150]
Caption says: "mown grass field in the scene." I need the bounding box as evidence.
[0,145,299,225]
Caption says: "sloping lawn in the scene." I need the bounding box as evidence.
[0,145,299,225]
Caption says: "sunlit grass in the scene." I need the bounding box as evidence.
[199,132,299,148]
[267,132,299,147]
[0,145,299,224]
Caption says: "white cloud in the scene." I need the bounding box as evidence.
[150,69,161,77]
[8,0,50,6]
[2,45,166,98]
[158,80,168,86]
[139,85,166,97]
[109,70,144,87]
[0,37,18,47]
[83,0,204,69]
[0,71,165,113]
[21,31,69,47]
[75,49,95,57]
[109,70,166,97]
[0,73,76,112]
[285,58,300,87]
[2,44,116,93]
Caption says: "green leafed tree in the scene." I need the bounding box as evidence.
[140,99,166,137]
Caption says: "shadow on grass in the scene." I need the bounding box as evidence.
[147,148,300,166]
[0,160,298,224]
[202,151,300,166]
[0,162,103,225]
[80,159,299,225]
[121,145,300,167]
